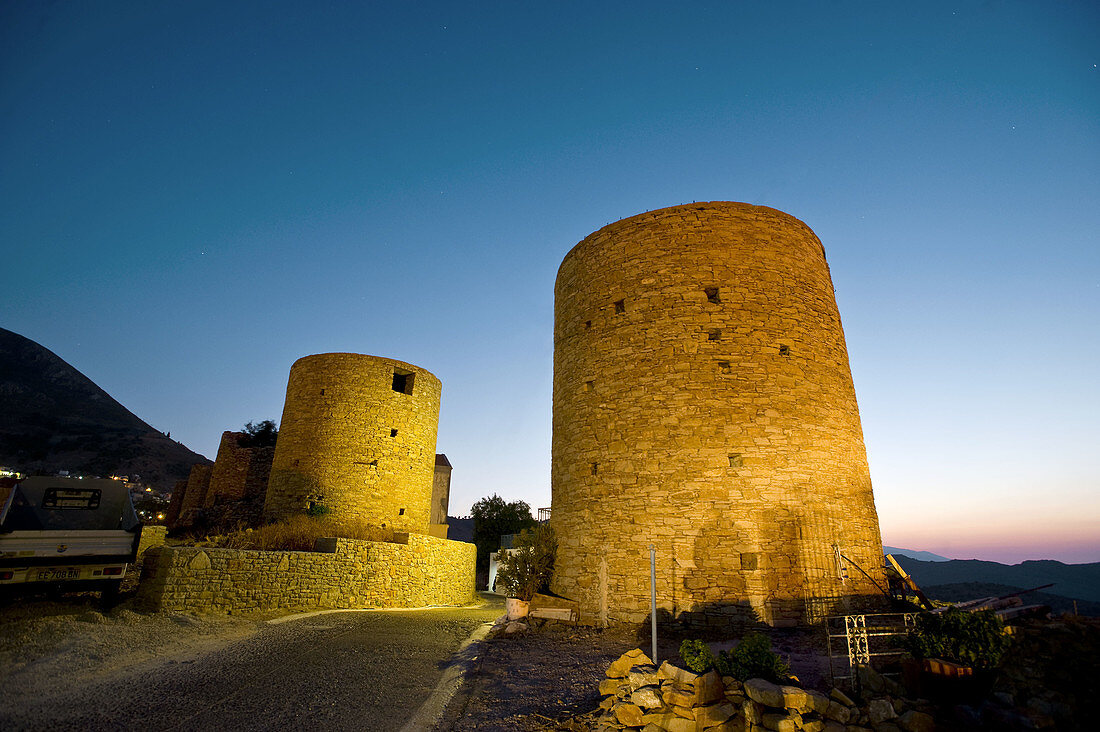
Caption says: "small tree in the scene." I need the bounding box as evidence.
[495,525,556,601]
[240,420,278,448]
[471,493,536,572]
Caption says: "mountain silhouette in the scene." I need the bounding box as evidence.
[0,327,209,488]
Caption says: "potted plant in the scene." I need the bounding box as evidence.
[495,524,555,620]
[902,607,1011,699]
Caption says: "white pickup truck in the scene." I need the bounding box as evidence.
[0,477,143,602]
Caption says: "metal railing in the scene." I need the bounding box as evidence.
[825,611,917,689]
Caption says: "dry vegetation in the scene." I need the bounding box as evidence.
[195,514,397,551]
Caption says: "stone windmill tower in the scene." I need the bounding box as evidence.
[550,202,886,626]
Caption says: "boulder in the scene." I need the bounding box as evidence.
[829,688,856,707]
[824,701,850,723]
[631,685,663,709]
[694,701,737,728]
[867,698,897,724]
[806,689,830,714]
[662,683,697,708]
[608,649,653,678]
[629,664,661,689]
[778,685,812,713]
[742,699,763,725]
[640,711,695,732]
[744,678,785,709]
[897,710,935,732]
[599,677,625,696]
[761,711,799,732]
[695,670,725,705]
[503,620,527,635]
[658,660,700,686]
[615,702,645,727]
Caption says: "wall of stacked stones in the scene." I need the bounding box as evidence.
[135,533,476,613]
[175,463,213,528]
[204,431,275,507]
[264,353,442,534]
[551,202,886,627]
[165,479,187,526]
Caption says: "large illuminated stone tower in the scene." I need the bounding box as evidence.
[263,353,441,534]
[550,202,886,626]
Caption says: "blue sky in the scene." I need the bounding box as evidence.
[2,1,1097,563]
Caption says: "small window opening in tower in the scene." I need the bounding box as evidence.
[705,287,720,304]
[320,388,325,395]
[614,299,625,314]
[779,344,790,357]
[728,453,743,467]
[398,507,405,516]
[590,462,599,476]
[584,320,592,330]
[293,459,299,467]
[390,428,398,437]
[392,369,415,394]
[718,361,731,374]
[740,552,759,570]
[584,380,595,392]
[708,329,721,341]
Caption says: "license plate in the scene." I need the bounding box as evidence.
[36,568,80,581]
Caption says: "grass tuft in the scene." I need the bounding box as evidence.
[199,515,396,551]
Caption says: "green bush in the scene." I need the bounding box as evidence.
[679,639,719,674]
[494,524,556,601]
[720,632,791,682]
[678,632,790,683]
[904,607,1011,669]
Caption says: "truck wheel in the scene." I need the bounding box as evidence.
[100,581,121,609]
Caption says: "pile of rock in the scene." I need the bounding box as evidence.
[594,649,936,732]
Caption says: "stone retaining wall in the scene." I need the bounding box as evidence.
[135,533,476,614]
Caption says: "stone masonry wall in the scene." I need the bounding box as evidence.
[204,431,275,507]
[165,479,187,527]
[551,202,886,627]
[135,533,476,614]
[431,454,452,526]
[264,353,442,533]
[175,463,213,529]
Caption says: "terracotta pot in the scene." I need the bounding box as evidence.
[505,598,530,620]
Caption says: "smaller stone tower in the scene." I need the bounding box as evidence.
[263,353,442,534]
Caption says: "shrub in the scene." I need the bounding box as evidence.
[904,607,1011,669]
[203,515,396,551]
[679,639,719,674]
[678,632,791,683]
[720,632,791,682]
[495,524,556,601]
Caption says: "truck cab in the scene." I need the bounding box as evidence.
[0,477,143,602]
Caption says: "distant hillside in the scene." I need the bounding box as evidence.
[894,554,1100,603]
[883,545,951,562]
[0,328,210,488]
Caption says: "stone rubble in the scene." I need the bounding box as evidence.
[593,650,940,732]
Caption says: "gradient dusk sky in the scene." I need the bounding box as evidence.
[2,1,1097,564]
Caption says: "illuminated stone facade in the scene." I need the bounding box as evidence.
[175,463,212,529]
[204,431,275,507]
[551,202,886,626]
[429,453,452,538]
[263,353,442,534]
